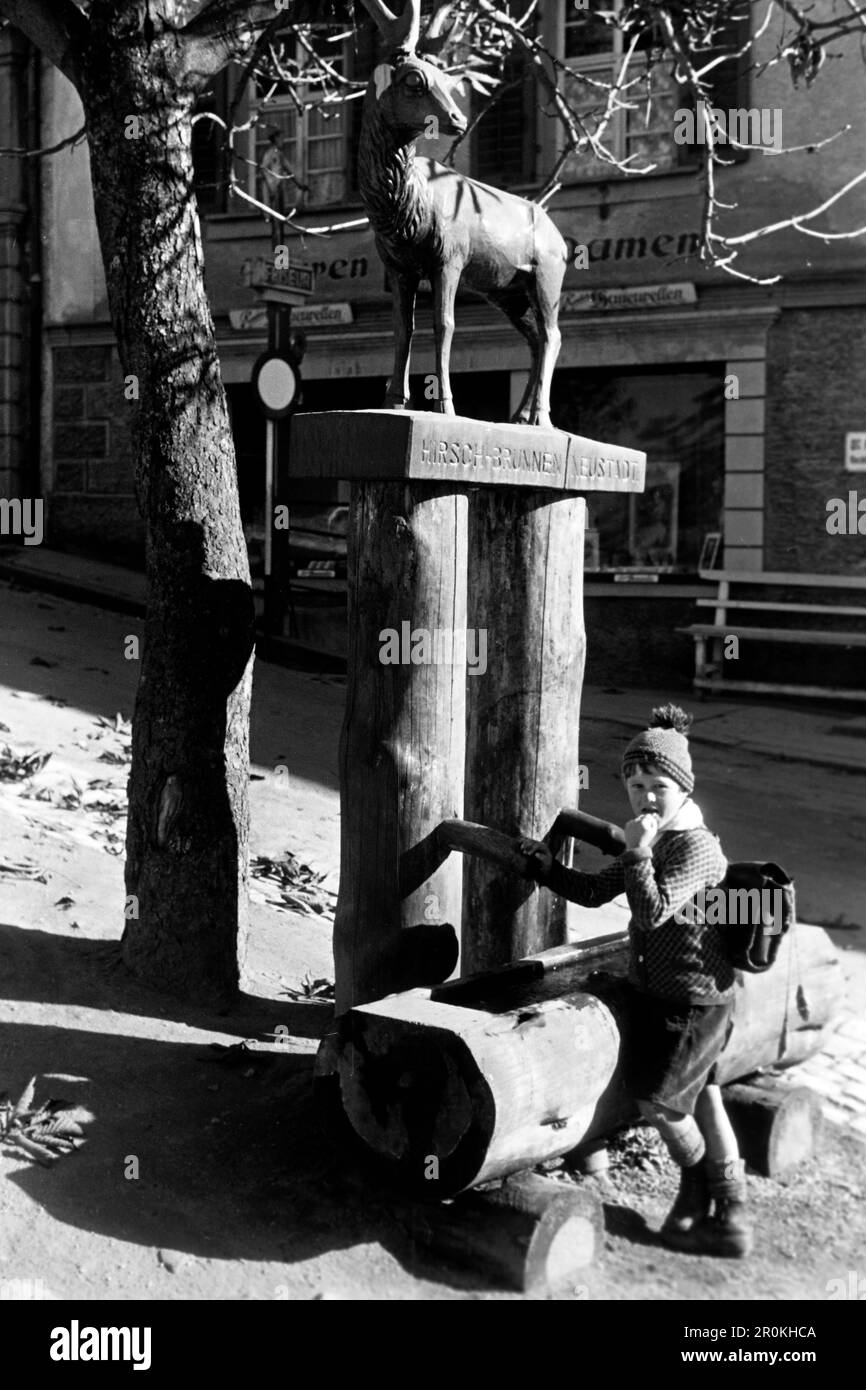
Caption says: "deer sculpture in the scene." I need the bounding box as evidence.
[358,0,567,428]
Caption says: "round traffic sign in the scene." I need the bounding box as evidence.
[252,351,299,418]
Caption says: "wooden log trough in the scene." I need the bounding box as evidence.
[317,813,844,1202]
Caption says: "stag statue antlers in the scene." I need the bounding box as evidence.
[358,0,567,429]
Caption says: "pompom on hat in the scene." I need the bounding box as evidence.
[621,704,695,794]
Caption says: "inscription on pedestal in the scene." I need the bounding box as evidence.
[417,436,565,480]
[570,452,643,487]
[291,410,646,494]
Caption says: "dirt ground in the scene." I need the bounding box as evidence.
[1,578,864,1301]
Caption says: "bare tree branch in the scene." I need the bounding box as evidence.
[0,122,86,158]
[724,166,866,245]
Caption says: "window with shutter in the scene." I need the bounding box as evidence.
[248,28,353,209]
[474,49,534,186]
[472,2,536,187]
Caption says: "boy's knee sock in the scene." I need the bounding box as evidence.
[706,1156,746,1197]
[661,1116,706,1169]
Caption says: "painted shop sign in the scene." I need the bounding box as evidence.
[208,209,706,316]
[291,302,355,329]
[559,231,702,272]
[226,302,355,330]
[562,282,697,313]
[845,432,866,471]
[296,225,706,291]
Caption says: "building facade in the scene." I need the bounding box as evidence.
[6,2,866,687]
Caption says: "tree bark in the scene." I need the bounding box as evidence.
[334,480,468,1013]
[463,491,586,971]
[78,27,254,1007]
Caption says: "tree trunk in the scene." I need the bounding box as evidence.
[79,35,254,1008]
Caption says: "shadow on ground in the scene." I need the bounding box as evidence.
[0,921,535,1293]
[0,924,333,1040]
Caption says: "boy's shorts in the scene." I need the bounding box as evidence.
[623,985,736,1115]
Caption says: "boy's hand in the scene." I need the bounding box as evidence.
[518,838,553,880]
[624,812,659,850]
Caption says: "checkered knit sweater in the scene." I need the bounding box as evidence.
[546,825,734,1004]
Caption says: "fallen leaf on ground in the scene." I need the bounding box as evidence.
[0,1078,92,1166]
[283,973,335,1001]
[251,851,337,919]
[0,743,53,781]
[0,858,49,882]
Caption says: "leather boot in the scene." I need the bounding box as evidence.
[660,1157,710,1247]
[679,1158,754,1258]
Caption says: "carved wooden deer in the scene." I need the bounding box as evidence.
[358,0,567,428]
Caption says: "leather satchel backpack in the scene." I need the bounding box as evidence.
[718,860,796,973]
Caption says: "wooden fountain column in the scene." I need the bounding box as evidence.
[335,477,468,1014]
[290,410,645,1010]
[462,489,587,972]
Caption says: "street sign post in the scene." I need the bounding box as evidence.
[245,251,316,636]
[242,256,315,303]
[252,349,301,588]
[252,350,299,420]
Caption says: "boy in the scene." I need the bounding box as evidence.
[519,704,751,1258]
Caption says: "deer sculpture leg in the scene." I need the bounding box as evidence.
[386,270,419,409]
[525,268,564,430]
[431,262,461,415]
[489,284,542,424]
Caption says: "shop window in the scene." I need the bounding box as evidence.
[550,365,725,574]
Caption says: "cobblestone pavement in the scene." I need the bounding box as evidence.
[791,1010,866,1139]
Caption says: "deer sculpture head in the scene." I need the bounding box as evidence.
[360,0,467,140]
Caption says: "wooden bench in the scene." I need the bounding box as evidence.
[678,570,866,701]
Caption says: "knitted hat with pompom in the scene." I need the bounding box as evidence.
[621,704,695,793]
